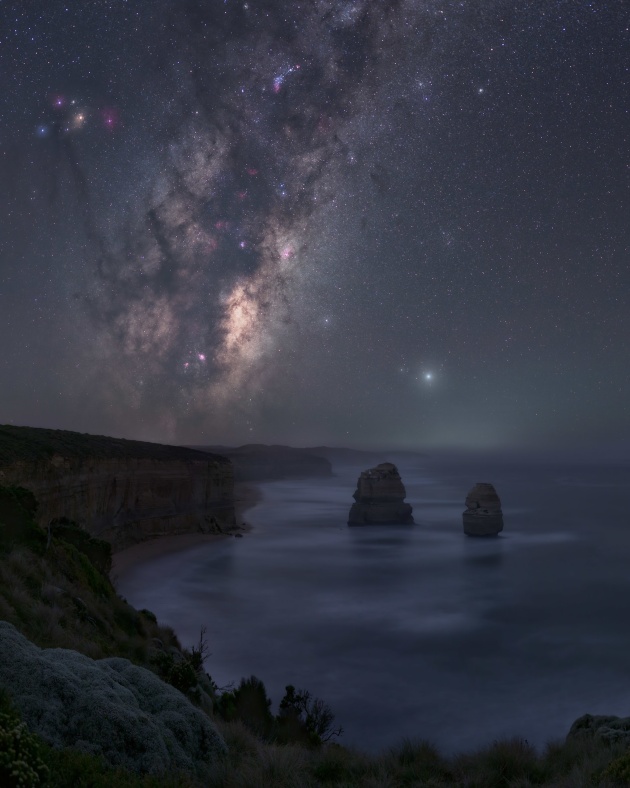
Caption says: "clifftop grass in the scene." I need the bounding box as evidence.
[0,487,171,660]
[0,424,228,466]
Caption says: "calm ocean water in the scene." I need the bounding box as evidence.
[115,454,630,755]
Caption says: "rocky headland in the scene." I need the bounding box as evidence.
[462,482,504,536]
[0,425,236,552]
[192,443,333,482]
[348,462,414,525]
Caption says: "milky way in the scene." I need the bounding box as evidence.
[91,0,421,426]
[1,0,629,448]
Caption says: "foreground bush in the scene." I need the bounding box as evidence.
[0,710,49,787]
[0,621,226,777]
[215,677,343,748]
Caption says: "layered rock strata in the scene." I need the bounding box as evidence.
[0,425,235,551]
[348,462,414,525]
[462,482,503,536]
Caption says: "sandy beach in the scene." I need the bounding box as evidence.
[110,482,261,583]
[233,482,262,522]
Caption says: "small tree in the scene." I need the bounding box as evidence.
[277,684,343,745]
[188,627,211,673]
[216,676,274,738]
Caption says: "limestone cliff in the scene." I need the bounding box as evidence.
[462,482,503,536]
[348,462,414,525]
[0,425,235,551]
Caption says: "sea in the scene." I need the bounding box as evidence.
[114,452,630,755]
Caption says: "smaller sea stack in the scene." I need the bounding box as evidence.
[348,462,414,525]
[462,482,503,536]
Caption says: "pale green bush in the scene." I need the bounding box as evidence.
[0,712,49,787]
[0,621,226,776]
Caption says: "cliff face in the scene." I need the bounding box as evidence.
[0,426,235,552]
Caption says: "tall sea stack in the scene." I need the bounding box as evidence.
[348,462,414,525]
[462,482,503,536]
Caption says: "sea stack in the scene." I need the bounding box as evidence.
[348,462,414,525]
[462,482,503,536]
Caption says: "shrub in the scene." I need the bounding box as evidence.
[56,540,112,599]
[541,735,627,786]
[453,737,543,787]
[240,744,309,788]
[140,609,157,624]
[151,651,199,696]
[0,670,202,788]
[169,659,200,695]
[216,676,275,739]
[277,684,343,746]
[386,738,452,784]
[311,748,353,783]
[0,621,227,776]
[113,601,145,637]
[0,711,49,787]
[49,518,112,576]
[601,752,630,784]
[187,627,210,673]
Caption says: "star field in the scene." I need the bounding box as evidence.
[1,0,628,450]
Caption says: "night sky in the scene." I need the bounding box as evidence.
[1,1,628,450]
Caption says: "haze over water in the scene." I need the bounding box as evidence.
[115,454,630,754]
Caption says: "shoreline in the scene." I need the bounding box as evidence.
[234,481,262,522]
[110,481,261,585]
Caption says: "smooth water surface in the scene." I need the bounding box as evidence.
[115,455,630,754]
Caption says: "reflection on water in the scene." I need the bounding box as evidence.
[116,456,630,754]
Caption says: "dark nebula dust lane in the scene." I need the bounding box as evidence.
[1,1,629,449]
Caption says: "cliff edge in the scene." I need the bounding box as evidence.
[192,443,333,482]
[0,425,235,551]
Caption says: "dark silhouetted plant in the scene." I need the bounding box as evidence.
[151,651,199,695]
[188,626,210,673]
[216,676,274,739]
[49,517,112,575]
[277,684,343,746]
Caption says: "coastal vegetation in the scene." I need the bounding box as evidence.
[0,483,629,786]
[0,425,222,465]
